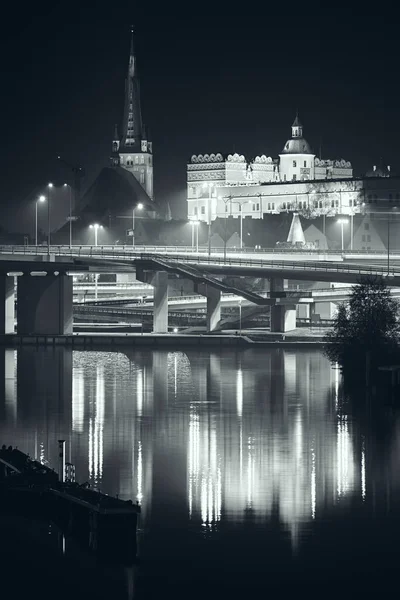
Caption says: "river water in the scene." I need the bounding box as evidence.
[1,346,400,598]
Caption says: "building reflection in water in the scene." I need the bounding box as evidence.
[0,346,398,551]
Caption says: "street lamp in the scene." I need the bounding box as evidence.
[64,183,73,248]
[189,220,200,252]
[132,203,144,246]
[89,223,103,246]
[47,183,53,253]
[35,195,46,246]
[202,182,216,256]
[337,218,349,252]
[231,199,250,249]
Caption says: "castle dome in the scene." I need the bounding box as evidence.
[281,114,313,155]
[281,138,313,155]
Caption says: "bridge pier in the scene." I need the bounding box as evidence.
[136,269,169,333]
[17,274,73,335]
[270,304,297,333]
[0,275,15,334]
[196,284,221,332]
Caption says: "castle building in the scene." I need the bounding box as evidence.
[111,29,154,200]
[187,116,363,223]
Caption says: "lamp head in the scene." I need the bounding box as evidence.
[137,203,144,210]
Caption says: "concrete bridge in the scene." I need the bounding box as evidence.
[1,247,400,336]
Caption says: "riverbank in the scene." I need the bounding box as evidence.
[0,329,327,349]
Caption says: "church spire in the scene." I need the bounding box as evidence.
[120,26,144,152]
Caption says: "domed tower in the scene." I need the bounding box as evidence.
[279,115,315,182]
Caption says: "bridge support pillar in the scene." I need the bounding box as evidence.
[270,304,296,333]
[136,268,169,333]
[0,276,15,334]
[153,271,169,333]
[17,274,73,335]
[196,284,221,332]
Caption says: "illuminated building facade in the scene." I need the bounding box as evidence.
[187,117,399,228]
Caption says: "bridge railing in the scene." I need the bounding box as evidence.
[1,245,399,278]
[139,252,400,277]
[2,244,400,257]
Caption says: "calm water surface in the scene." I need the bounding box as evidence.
[1,347,400,598]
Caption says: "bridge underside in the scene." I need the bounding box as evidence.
[0,250,396,335]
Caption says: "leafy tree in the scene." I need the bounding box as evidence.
[324,277,400,375]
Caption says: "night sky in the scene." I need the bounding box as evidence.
[0,6,397,223]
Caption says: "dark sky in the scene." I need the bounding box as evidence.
[0,5,397,221]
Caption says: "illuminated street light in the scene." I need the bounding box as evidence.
[64,183,73,248]
[202,181,216,256]
[132,203,144,246]
[89,223,103,246]
[47,183,53,254]
[35,195,46,246]
[189,219,200,252]
[337,218,349,252]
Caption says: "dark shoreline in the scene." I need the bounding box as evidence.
[0,333,326,349]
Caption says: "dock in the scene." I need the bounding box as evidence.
[0,444,140,562]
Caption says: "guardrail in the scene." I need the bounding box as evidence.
[2,244,400,257]
[1,245,399,278]
[139,253,400,277]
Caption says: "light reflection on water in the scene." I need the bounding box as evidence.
[1,346,399,592]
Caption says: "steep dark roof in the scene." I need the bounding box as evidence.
[78,167,159,223]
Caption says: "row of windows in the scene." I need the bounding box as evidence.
[124,155,147,166]
[292,160,307,168]
[194,206,206,215]
[361,234,371,242]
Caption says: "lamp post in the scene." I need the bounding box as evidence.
[89,223,103,247]
[387,207,398,275]
[47,183,53,255]
[221,195,231,262]
[35,195,46,246]
[231,200,249,249]
[64,183,73,248]
[132,203,144,246]
[202,182,215,256]
[189,220,199,251]
[239,298,242,336]
[337,218,349,252]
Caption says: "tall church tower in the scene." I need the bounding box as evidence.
[111,28,153,200]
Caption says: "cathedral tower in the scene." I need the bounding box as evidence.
[111,28,153,200]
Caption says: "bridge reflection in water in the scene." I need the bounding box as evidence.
[0,346,399,572]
